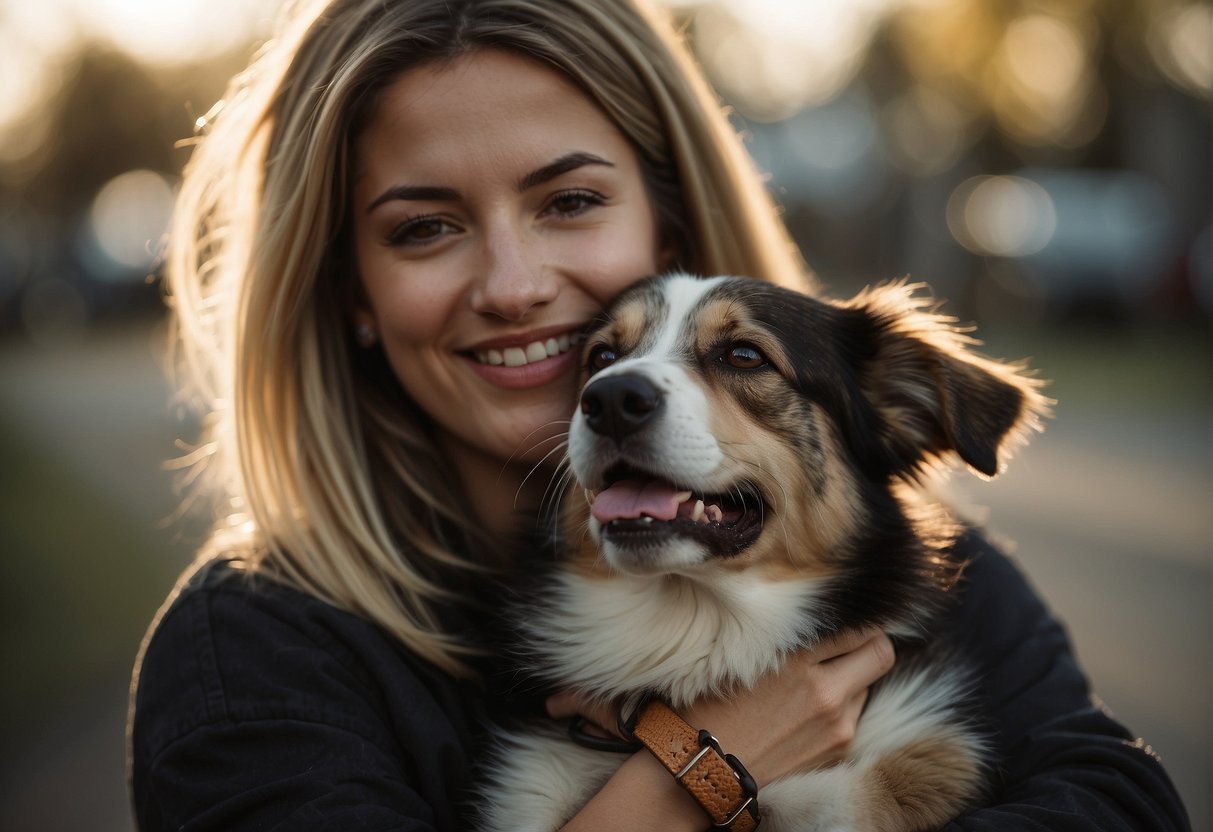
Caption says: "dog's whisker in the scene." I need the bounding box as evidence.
[543,460,573,505]
[539,464,579,527]
[512,439,571,511]
[538,461,578,527]
[722,451,789,552]
[496,420,572,487]
[524,439,568,488]
[507,461,568,511]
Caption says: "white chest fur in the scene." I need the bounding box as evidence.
[524,570,828,707]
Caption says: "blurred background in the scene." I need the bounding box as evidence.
[0,0,1208,828]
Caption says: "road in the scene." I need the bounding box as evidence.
[0,320,1208,831]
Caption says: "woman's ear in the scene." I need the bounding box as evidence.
[351,316,379,348]
[656,237,680,274]
[342,269,379,348]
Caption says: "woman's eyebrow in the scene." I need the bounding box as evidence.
[367,185,461,214]
[517,152,615,192]
[365,152,614,214]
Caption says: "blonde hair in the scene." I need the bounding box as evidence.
[167,0,811,676]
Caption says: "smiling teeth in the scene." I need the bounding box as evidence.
[476,333,576,367]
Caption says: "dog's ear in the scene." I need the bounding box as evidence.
[842,282,1050,479]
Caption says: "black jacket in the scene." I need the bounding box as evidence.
[128,534,1190,831]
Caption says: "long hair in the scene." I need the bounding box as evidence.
[166,0,812,676]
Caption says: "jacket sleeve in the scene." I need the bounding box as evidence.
[944,536,1191,831]
[129,568,476,832]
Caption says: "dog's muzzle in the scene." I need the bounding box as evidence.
[574,370,766,564]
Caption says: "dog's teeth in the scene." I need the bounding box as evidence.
[706,504,723,524]
[690,499,705,522]
[641,516,653,524]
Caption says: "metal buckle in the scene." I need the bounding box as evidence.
[716,795,757,828]
[676,730,760,828]
[615,694,654,744]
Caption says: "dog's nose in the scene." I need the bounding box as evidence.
[580,374,662,440]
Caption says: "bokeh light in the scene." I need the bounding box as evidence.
[61,0,276,67]
[992,12,1102,145]
[0,0,279,152]
[1149,3,1213,95]
[0,9,68,166]
[748,90,889,216]
[947,175,1057,257]
[699,0,897,121]
[85,169,176,278]
[881,85,971,176]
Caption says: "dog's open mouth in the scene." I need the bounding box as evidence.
[587,466,765,558]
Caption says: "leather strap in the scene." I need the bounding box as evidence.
[630,700,761,831]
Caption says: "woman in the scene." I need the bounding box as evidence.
[128,0,1189,829]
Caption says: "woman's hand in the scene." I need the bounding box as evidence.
[545,628,896,786]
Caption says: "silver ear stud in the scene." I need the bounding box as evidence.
[354,323,378,348]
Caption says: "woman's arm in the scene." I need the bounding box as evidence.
[944,534,1190,831]
[550,629,897,831]
[129,562,477,832]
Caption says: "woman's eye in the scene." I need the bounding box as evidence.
[723,344,767,370]
[545,189,604,218]
[588,346,617,373]
[387,216,454,246]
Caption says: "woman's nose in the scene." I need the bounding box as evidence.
[470,229,558,321]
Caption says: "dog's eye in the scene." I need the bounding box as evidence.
[588,346,618,373]
[723,344,767,370]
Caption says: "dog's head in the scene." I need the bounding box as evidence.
[564,273,1049,578]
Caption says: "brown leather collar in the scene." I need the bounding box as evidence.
[628,700,761,831]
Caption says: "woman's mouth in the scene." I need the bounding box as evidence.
[463,327,587,390]
[472,332,584,368]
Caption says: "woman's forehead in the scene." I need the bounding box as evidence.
[353,50,629,183]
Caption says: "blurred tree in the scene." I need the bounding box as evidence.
[1,46,241,215]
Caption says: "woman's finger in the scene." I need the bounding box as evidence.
[811,627,886,662]
[545,690,621,737]
[544,689,583,720]
[821,630,896,688]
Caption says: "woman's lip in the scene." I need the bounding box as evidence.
[469,331,586,369]
[464,345,579,390]
[463,323,588,354]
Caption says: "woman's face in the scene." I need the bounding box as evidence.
[350,50,665,476]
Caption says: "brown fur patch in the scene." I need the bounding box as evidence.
[600,298,654,363]
[699,385,865,576]
[860,735,986,831]
[693,297,799,382]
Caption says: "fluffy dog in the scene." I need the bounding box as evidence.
[479,273,1049,832]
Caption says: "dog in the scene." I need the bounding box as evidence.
[478,273,1049,832]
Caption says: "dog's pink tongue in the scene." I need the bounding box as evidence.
[592,479,684,523]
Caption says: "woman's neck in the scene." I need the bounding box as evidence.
[438,433,557,545]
